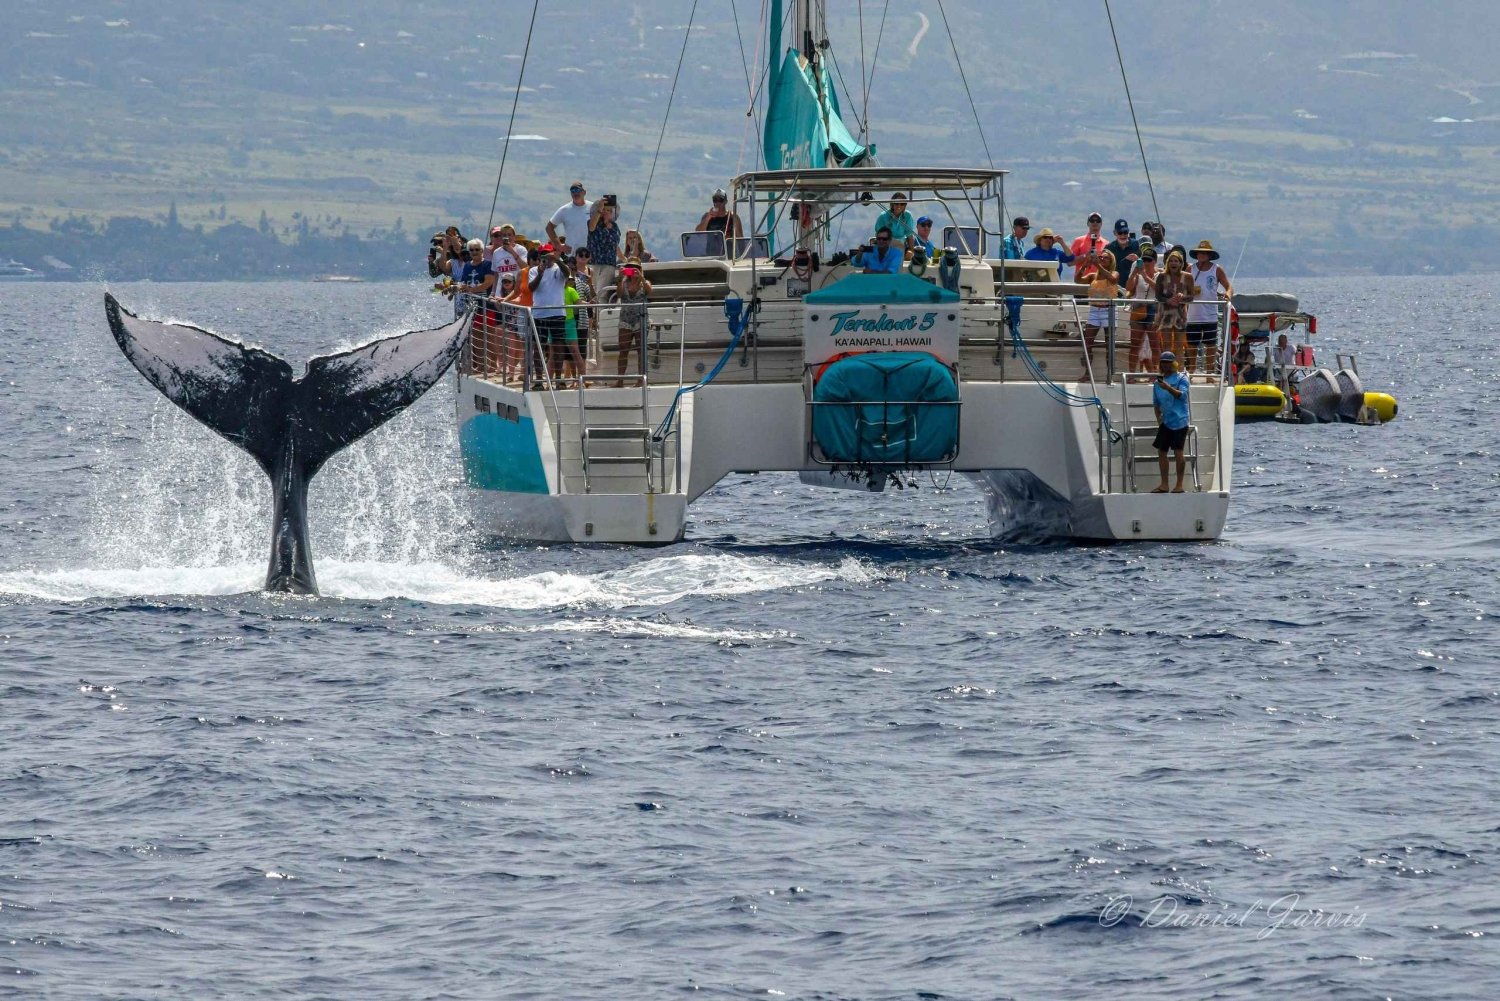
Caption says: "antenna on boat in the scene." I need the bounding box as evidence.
[486,0,540,235]
[1104,0,1163,229]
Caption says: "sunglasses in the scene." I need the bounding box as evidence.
[876,237,891,242]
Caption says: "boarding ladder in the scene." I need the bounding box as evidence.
[575,374,656,495]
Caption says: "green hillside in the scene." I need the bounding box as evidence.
[1,0,1495,276]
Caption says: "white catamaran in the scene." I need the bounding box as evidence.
[453,0,1237,544]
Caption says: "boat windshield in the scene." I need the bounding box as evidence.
[728,166,1007,260]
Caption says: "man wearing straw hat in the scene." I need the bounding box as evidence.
[1024,228,1075,274]
[1183,239,1233,374]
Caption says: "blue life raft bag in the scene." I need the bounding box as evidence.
[811,352,959,465]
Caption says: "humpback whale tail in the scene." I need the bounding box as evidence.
[104,293,471,594]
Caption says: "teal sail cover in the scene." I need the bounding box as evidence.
[762,0,872,171]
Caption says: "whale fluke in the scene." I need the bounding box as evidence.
[104,293,471,594]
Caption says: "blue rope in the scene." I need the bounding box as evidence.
[1009,326,1122,443]
[653,299,749,441]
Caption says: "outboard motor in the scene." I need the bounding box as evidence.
[1334,368,1365,423]
[1297,368,1342,423]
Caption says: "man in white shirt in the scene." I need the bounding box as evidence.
[546,181,591,256]
[486,224,528,280]
[528,244,568,383]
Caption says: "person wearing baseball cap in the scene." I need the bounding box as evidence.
[1151,350,1191,493]
[1105,217,1142,287]
[1003,216,1031,260]
[914,216,936,258]
[1070,212,1107,281]
[546,180,590,256]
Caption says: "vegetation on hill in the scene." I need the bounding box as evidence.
[1,0,1494,278]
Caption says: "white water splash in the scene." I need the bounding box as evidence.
[0,554,872,610]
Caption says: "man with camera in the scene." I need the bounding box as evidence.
[546,181,591,256]
[854,227,903,274]
[526,243,568,385]
[1151,350,1192,493]
[586,194,622,293]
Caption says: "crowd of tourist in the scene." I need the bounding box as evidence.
[427,180,663,386]
[428,180,1241,386]
[1011,210,1233,375]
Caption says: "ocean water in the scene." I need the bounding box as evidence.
[1,278,1497,1000]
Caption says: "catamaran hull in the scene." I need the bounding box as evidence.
[457,374,1233,544]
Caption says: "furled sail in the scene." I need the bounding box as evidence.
[762,0,873,171]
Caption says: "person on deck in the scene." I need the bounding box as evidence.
[914,217,937,259]
[1184,240,1233,375]
[1152,351,1192,493]
[855,228,903,274]
[1002,216,1031,259]
[1024,229,1075,274]
[695,189,744,245]
[1126,244,1161,370]
[623,229,657,263]
[612,262,652,386]
[874,194,917,255]
[1154,251,1195,364]
[546,181,591,256]
[488,224,527,281]
[1080,249,1120,380]
[450,239,494,318]
[586,197,621,296]
[1149,222,1175,261]
[1105,218,1141,288]
[1070,212,1109,281]
[527,244,568,387]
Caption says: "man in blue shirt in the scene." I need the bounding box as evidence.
[914,216,936,259]
[1151,351,1192,493]
[1002,216,1030,259]
[856,228,903,274]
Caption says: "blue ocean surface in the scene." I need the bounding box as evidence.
[1,278,1497,999]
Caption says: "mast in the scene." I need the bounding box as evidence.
[794,0,834,150]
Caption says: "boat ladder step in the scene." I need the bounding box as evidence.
[580,425,654,494]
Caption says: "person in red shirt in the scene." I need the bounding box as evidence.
[1069,211,1108,282]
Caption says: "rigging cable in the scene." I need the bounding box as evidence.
[857,0,868,138]
[638,0,701,231]
[933,0,994,168]
[863,0,891,118]
[825,45,865,137]
[730,0,764,174]
[1104,0,1161,227]
[485,0,541,233]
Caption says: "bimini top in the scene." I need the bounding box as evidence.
[803,272,960,305]
[732,166,1006,199]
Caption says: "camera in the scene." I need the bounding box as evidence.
[603,194,618,206]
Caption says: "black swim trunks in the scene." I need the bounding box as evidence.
[1153,424,1189,451]
[534,315,566,343]
[1185,322,1218,345]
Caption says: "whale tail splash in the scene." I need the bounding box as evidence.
[104,293,471,594]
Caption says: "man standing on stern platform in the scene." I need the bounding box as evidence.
[1152,351,1191,494]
